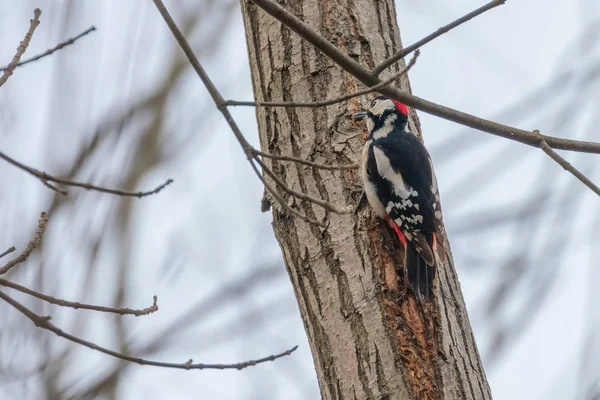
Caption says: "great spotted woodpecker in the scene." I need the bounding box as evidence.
[354,96,446,298]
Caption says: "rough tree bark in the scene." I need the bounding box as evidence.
[241,1,491,399]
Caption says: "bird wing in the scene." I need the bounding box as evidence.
[371,135,445,264]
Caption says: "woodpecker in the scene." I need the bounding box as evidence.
[354,96,446,298]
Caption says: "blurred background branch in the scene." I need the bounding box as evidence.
[0,26,96,73]
[0,8,41,88]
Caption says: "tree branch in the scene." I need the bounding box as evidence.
[225,50,419,108]
[372,0,505,75]
[250,0,600,196]
[0,212,48,275]
[151,0,253,153]
[0,8,41,88]
[152,0,328,227]
[0,151,173,197]
[0,290,297,370]
[254,157,353,214]
[249,160,327,227]
[534,131,600,196]
[0,26,96,72]
[0,278,158,316]
[253,150,358,171]
[248,0,600,154]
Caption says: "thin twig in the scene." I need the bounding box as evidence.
[0,278,158,316]
[225,51,419,108]
[0,212,48,275]
[152,0,327,227]
[249,161,327,227]
[0,247,16,259]
[534,131,600,196]
[0,290,297,370]
[0,26,96,72]
[372,0,505,75]
[0,151,173,197]
[250,0,600,196]
[254,157,353,214]
[253,150,358,170]
[0,8,41,88]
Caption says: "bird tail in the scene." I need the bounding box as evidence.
[405,244,436,299]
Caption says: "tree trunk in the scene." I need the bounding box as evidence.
[241,1,491,399]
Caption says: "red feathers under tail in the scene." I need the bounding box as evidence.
[385,216,437,299]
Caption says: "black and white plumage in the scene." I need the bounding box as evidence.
[354,96,446,298]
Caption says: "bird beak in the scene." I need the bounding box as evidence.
[352,110,367,121]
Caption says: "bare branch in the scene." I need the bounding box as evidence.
[254,157,353,214]
[0,8,41,88]
[0,247,16,259]
[0,151,173,197]
[249,0,600,154]
[531,137,600,155]
[225,51,419,108]
[0,212,48,275]
[253,150,358,171]
[0,26,96,72]
[0,278,158,316]
[534,131,600,196]
[152,0,327,227]
[249,161,327,227]
[151,0,253,152]
[250,0,600,196]
[0,290,297,370]
[372,0,505,75]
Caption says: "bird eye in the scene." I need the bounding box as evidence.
[370,99,378,108]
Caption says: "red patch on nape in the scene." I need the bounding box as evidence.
[392,100,408,116]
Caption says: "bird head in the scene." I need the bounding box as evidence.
[353,96,409,138]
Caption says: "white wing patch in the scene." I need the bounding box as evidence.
[385,198,418,213]
[402,214,423,225]
[428,155,439,194]
[428,155,443,221]
[361,140,387,217]
[373,146,413,199]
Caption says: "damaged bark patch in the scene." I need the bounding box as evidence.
[366,216,443,400]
